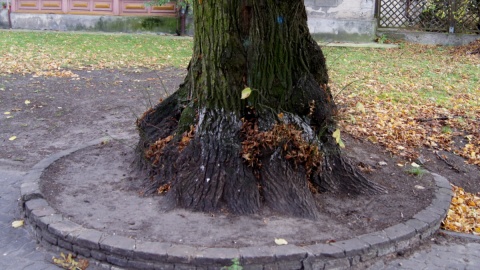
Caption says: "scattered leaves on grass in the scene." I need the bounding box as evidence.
[324,41,479,167]
[52,252,89,270]
[0,31,192,76]
[442,185,480,236]
[11,220,24,228]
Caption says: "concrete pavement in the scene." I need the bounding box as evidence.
[0,169,57,270]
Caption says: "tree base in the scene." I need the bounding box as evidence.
[136,95,385,220]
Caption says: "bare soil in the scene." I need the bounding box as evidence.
[1,68,479,248]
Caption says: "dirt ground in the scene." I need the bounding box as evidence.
[1,68,479,248]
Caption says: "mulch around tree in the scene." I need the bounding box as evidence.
[1,68,479,247]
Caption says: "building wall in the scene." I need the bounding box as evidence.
[12,0,177,16]
[305,0,377,42]
[4,1,377,42]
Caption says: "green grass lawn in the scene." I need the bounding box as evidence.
[1,30,479,165]
[0,31,193,73]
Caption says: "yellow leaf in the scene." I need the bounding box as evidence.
[12,220,24,228]
[332,129,345,148]
[356,102,366,114]
[9,136,17,141]
[241,87,252,99]
[4,111,10,115]
[367,136,378,143]
[24,100,31,105]
[274,238,288,245]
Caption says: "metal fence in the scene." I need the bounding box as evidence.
[377,0,480,34]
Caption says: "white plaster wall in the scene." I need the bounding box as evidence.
[305,0,375,20]
[304,0,377,41]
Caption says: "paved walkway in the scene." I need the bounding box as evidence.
[1,165,480,270]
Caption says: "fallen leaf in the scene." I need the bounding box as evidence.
[4,111,10,115]
[9,136,17,141]
[24,100,31,105]
[274,238,288,245]
[12,220,24,228]
[411,162,420,168]
[332,129,345,148]
[241,87,252,99]
[356,102,366,114]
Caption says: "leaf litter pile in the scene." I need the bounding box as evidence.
[325,40,480,236]
[1,31,480,235]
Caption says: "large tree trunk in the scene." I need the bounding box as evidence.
[136,0,384,219]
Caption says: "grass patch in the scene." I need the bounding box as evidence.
[406,166,427,178]
[1,30,479,165]
[0,30,192,73]
[323,43,479,165]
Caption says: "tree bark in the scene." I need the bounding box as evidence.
[136,0,385,219]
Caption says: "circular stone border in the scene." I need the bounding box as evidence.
[20,138,453,270]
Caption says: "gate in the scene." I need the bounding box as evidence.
[376,0,480,34]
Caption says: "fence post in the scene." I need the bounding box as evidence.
[448,0,455,33]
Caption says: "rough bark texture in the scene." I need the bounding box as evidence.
[136,0,384,219]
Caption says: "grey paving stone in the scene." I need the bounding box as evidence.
[73,244,91,257]
[332,238,370,257]
[24,198,49,215]
[241,264,264,270]
[47,219,83,239]
[166,244,198,264]
[56,237,72,250]
[323,257,350,269]
[100,235,136,257]
[91,249,107,261]
[74,229,103,250]
[41,230,58,245]
[37,214,64,231]
[431,173,451,187]
[194,247,240,265]
[357,231,393,256]
[404,218,429,234]
[413,209,441,225]
[384,223,416,242]
[272,244,308,261]
[126,260,158,270]
[239,246,276,264]
[134,240,170,261]
[304,243,344,259]
[174,263,198,270]
[106,254,129,267]
[20,176,43,201]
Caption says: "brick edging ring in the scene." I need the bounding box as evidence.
[20,137,453,269]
